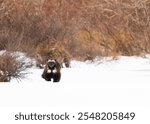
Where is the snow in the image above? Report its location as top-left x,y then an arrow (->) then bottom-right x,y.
0,56 -> 150,107
0,55 -> 150,123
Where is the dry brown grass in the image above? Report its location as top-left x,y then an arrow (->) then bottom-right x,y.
35,41 -> 71,66
0,0 -> 149,61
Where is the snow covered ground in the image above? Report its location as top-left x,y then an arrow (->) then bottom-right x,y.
1,55 -> 150,123
0,55 -> 150,107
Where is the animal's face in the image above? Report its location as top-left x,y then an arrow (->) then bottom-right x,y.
47,59 -> 56,69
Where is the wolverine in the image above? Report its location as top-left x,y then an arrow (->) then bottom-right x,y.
42,59 -> 61,82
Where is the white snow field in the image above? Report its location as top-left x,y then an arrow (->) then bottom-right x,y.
0,55 -> 150,107
1,55 -> 150,124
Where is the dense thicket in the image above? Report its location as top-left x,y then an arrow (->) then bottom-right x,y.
0,0 -> 150,61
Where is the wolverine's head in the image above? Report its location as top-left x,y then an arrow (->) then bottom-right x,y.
47,59 -> 56,69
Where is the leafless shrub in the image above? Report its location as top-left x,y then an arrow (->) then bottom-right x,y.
0,52 -> 30,82
0,0 -> 149,61
35,41 -> 71,67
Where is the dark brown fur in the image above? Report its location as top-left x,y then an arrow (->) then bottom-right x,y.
42,59 -> 61,82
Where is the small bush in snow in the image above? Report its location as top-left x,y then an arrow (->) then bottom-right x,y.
0,53 -> 29,82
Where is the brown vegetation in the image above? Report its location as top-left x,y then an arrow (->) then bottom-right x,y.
0,0 -> 150,62
0,52 -> 29,82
